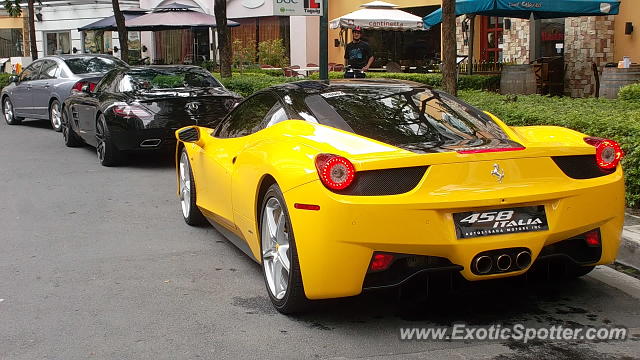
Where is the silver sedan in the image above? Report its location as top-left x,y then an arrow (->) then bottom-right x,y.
1,54 -> 127,131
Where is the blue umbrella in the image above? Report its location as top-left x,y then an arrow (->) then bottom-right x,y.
424,0 -> 620,28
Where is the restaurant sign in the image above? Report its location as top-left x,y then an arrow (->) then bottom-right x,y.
274,0 -> 323,16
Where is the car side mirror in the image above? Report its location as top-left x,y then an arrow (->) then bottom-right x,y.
176,126 -> 204,146
9,75 -> 18,83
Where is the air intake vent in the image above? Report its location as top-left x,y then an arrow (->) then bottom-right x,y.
335,166 -> 428,196
552,155 -> 614,179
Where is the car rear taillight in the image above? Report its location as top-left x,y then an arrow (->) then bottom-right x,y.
584,230 -> 601,247
584,137 -> 623,170
71,81 -> 96,93
315,153 -> 356,190
112,104 -> 153,120
369,253 -> 394,272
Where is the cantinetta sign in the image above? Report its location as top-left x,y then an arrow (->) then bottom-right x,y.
274,0 -> 323,16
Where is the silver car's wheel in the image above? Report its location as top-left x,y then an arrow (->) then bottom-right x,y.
179,151 -> 192,218
50,100 -> 62,132
261,196 -> 291,300
3,97 -> 21,125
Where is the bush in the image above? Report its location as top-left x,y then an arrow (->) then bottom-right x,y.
460,90 -> 640,208
214,73 -> 296,97
619,83 -> 640,101
308,72 -> 500,90
258,39 -> 289,68
0,73 -> 12,89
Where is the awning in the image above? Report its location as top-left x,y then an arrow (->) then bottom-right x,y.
125,2 -> 239,31
330,1 -> 426,31
78,8 -> 148,31
424,0 -> 621,28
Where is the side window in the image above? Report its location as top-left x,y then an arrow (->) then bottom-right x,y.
263,104 -> 288,129
216,93 -> 280,138
19,61 -> 43,82
39,60 -> 59,80
94,70 -> 119,93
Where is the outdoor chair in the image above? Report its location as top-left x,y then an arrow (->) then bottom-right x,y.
260,64 -> 274,68
307,63 -> 318,67
334,64 -> 344,72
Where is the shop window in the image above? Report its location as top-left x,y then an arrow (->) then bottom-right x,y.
128,31 -> 142,62
480,16 -> 503,62
46,31 -> 71,55
83,30 -> 113,54
0,29 -> 23,57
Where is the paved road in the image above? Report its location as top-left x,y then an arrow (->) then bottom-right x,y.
1,119 -> 639,360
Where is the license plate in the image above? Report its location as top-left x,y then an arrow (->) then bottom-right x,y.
453,206 -> 549,239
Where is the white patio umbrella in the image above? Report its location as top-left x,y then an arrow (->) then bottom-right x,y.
329,1 -> 426,31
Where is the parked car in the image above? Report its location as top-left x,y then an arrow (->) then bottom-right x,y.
2,54 -> 128,131
61,65 -> 242,166
175,79 -> 625,314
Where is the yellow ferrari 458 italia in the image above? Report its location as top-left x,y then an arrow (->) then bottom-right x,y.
175,79 -> 624,314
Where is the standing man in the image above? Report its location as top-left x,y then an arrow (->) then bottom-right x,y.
344,26 -> 374,78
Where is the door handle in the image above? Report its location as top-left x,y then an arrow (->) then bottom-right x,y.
43,83 -> 50,88
232,156 -> 237,164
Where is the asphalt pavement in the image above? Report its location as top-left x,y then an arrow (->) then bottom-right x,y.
1,119 -> 639,359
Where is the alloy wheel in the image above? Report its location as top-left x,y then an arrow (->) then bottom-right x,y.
3,99 -> 13,122
261,197 -> 291,300
96,120 -> 106,163
50,102 -> 61,129
178,151 -> 191,218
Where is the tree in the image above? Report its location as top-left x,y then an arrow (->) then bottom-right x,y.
4,0 -> 38,60
214,0 -> 232,78
111,0 -> 129,64
441,0 -> 457,96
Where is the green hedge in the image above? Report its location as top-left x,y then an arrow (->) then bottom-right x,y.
215,73 -> 297,97
460,90 -> 640,208
619,83 -> 640,101
0,73 -> 12,89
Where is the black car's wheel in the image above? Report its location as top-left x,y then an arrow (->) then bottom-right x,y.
178,148 -> 207,226
61,106 -> 83,147
260,184 -> 308,314
49,99 -> 62,132
3,97 -> 23,125
95,114 -> 121,167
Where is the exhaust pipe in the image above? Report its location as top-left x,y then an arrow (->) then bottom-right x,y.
515,251 -> 532,269
140,139 -> 161,147
496,254 -> 512,271
474,256 -> 492,274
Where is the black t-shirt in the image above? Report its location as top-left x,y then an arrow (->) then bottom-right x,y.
344,41 -> 372,69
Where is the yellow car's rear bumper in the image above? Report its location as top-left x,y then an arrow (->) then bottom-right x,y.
284,171 -> 625,300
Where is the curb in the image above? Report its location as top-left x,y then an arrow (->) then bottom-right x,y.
618,228 -> 640,271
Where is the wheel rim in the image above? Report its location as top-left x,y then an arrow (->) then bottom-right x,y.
4,99 -> 13,121
261,197 -> 291,300
178,151 -> 191,218
61,111 -> 69,141
51,102 -> 61,129
96,119 -> 106,162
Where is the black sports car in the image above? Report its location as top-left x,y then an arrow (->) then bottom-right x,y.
61,65 -> 241,166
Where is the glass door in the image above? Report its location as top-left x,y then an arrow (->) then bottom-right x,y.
480,16 -> 503,62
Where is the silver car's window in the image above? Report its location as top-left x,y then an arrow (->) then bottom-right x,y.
39,60 -> 58,80
19,61 -> 43,82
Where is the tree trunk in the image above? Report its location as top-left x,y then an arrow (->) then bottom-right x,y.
467,15 -> 475,75
441,0 -> 457,96
27,0 -> 37,60
214,0 -> 232,78
112,0 -> 129,64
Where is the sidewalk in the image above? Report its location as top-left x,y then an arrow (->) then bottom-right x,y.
619,212 -> 640,271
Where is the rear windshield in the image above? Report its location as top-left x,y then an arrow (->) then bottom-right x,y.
64,56 -> 127,74
300,87 -> 508,148
118,68 -> 222,92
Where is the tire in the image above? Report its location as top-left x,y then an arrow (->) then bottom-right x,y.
95,114 -> 121,167
260,184 -> 309,314
49,99 -> 62,132
568,265 -> 595,278
3,97 -> 23,125
178,148 -> 207,226
61,106 -> 83,147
